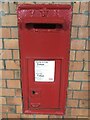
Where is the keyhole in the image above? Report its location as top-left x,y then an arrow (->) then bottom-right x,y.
32,90 -> 35,94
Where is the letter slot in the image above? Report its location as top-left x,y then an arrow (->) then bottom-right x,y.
26,23 -> 63,30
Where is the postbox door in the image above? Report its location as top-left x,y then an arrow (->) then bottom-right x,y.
27,59 -> 61,109
22,20 -> 69,110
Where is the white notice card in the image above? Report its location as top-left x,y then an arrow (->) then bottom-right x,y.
35,61 -> 55,82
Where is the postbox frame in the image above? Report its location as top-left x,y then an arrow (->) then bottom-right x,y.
17,4 -> 72,115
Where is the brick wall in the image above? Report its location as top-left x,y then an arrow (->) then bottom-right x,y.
0,1 -> 89,119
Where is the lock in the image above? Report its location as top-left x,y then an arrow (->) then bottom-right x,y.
30,89 -> 41,97
32,90 -> 35,94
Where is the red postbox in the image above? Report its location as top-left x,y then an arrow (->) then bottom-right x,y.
17,4 -> 72,115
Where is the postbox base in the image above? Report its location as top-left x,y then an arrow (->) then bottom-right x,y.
24,109 -> 65,115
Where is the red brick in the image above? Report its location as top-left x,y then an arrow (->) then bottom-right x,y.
15,89 -> 21,96
49,115 -> 62,118
1,113 -> 7,118
79,100 -> 88,108
7,97 -> 22,105
6,60 -> 20,69
84,62 -> 89,71
2,88 -> 15,96
21,114 -> 34,118
0,60 -> 4,69
73,91 -> 88,99
1,2 -> 9,13
0,50 -> 12,59
73,2 -> 80,13
80,2 -> 88,13
68,81 -> 81,90
8,114 -> 20,118
77,116 -> 89,118
86,40 -> 90,50
88,15 -> 90,26
0,88 -> 2,96
14,71 -> 20,79
0,40 -> 2,49
13,50 -> 20,59
64,115 -> 77,118
78,28 -> 88,38
71,108 -> 89,116
81,82 -> 90,90
16,105 -> 22,113
76,51 -> 84,61
0,28 -> 11,38
2,15 -> 17,26
71,27 -> 78,38
9,2 -> 17,14
67,99 -> 78,107
74,72 -> 88,81
36,115 -> 48,118
1,70 -> 14,79
0,97 -> 6,104
68,72 -> 74,80
0,105 -> 1,112
2,105 -> 15,113
0,80 -> 6,88
72,14 -> 88,26
67,91 -> 73,99
71,40 -> 86,50
76,51 -> 88,61
11,28 -> 18,38
65,108 -> 72,116
4,39 -> 19,49
7,80 -> 21,88
69,61 -> 83,71
70,51 -> 75,60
